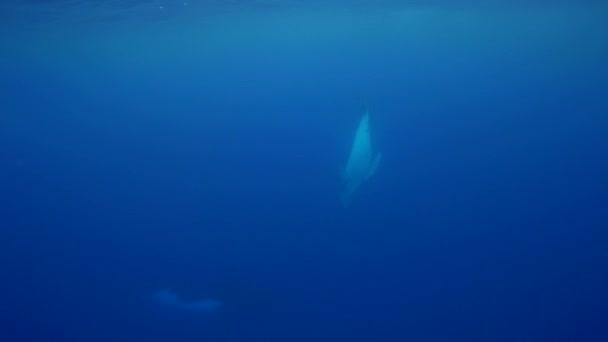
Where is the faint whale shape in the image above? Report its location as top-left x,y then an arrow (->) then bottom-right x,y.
153,289 -> 222,313
341,108 -> 381,207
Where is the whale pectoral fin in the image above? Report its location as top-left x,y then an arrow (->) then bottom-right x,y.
340,189 -> 352,208
367,153 -> 382,179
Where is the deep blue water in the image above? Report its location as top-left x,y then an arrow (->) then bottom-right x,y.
1,1 -> 608,341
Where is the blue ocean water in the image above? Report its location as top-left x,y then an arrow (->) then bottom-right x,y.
1,1 -> 607,341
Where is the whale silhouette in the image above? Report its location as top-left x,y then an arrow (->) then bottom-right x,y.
153,289 -> 222,314
340,108 -> 381,207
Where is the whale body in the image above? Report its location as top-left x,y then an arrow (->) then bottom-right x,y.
341,109 -> 381,206
153,289 -> 222,314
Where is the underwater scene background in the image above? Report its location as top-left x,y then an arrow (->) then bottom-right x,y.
1,1 -> 607,341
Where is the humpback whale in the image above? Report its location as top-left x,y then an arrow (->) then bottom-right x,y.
341,108 -> 382,207
153,289 -> 223,314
